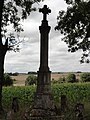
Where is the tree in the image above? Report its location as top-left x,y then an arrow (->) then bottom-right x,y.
0,0 -> 44,112
80,72 -> 90,82
25,75 -> 37,85
66,73 -> 77,83
3,73 -> 13,86
55,0 -> 90,63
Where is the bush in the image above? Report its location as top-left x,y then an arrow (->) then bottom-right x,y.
58,77 -> 66,83
66,73 -> 77,83
51,79 -> 58,84
51,77 -> 66,84
25,75 -> 37,85
3,73 -> 13,86
12,72 -> 19,76
80,73 -> 90,82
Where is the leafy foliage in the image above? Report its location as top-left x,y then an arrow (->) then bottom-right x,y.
25,75 -> 37,86
2,84 -> 90,119
2,0 -> 43,35
2,86 -> 36,109
1,0 -> 44,50
52,83 -> 90,107
66,73 -> 77,83
55,0 -> 90,63
80,72 -> 90,82
58,77 -> 66,83
2,83 -> 90,108
3,73 -> 13,86
52,77 -> 66,84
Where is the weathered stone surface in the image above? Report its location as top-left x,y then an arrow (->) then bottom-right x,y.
30,5 -> 60,119
30,92 -> 56,117
29,116 -> 64,120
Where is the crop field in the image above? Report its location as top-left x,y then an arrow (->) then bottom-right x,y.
2,83 -> 90,119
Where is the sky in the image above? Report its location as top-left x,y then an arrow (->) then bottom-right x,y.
4,0 -> 90,73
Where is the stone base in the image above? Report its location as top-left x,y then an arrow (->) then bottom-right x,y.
30,92 -> 56,117
29,116 -> 64,120
29,67 -> 60,119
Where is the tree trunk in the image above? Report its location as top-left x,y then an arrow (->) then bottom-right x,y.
0,0 -> 4,45
0,45 -> 7,113
0,40 -> 8,114
0,56 -> 4,112
0,0 -> 6,113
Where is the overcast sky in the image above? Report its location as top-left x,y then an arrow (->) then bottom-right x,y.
4,0 -> 90,73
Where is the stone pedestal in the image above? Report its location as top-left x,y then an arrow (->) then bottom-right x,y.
30,92 -> 56,117
37,70 -> 51,93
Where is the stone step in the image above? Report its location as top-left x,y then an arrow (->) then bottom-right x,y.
29,115 -> 64,120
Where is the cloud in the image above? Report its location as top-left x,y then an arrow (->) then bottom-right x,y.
4,0 -> 90,73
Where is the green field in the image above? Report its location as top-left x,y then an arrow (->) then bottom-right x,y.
2,83 -> 90,119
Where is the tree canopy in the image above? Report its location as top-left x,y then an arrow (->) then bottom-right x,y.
55,0 -> 90,63
0,0 -> 44,49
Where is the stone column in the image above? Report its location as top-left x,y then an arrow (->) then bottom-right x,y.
30,5 -> 56,118
37,20 -> 51,94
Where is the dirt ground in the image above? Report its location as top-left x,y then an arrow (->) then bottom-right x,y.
11,72 -> 81,86
11,74 -> 28,86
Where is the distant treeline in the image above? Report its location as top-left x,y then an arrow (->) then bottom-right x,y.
6,71 -> 90,76
7,72 -> 19,76
7,72 -> 37,76
28,72 -> 37,74
52,71 -> 82,74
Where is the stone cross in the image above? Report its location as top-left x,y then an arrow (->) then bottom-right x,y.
30,5 -> 57,118
39,5 -> 51,21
